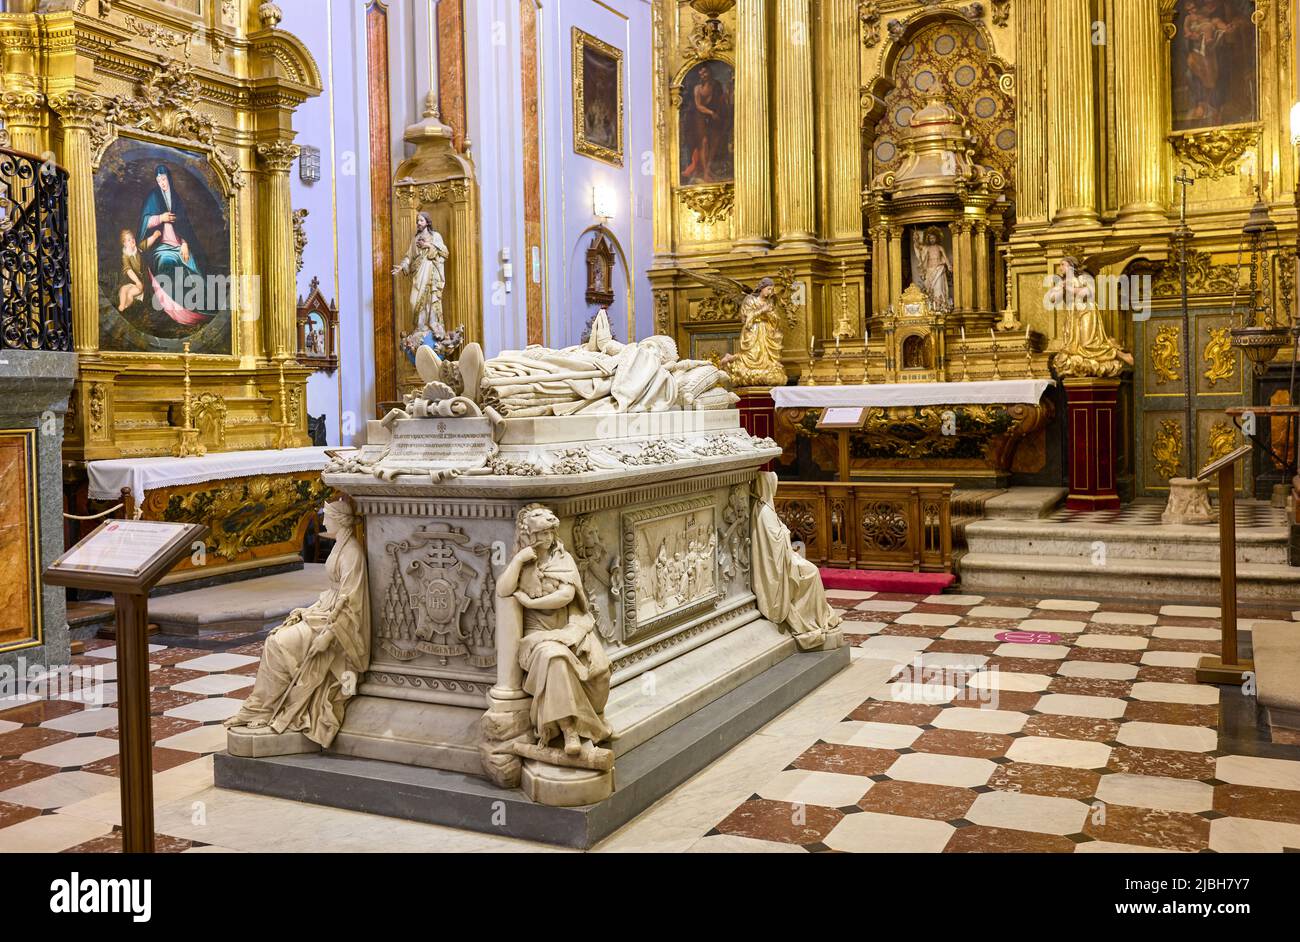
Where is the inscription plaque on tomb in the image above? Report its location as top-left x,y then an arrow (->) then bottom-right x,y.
380,418 -> 493,471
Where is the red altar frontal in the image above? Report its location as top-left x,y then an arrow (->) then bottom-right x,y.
1063,377 -> 1121,510
737,387 -> 776,469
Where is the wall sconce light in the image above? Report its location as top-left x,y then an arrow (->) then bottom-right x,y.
299,145 -> 321,184
593,183 -> 617,222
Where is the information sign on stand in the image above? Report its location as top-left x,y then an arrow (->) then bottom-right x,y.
44,520 -> 208,853
1194,445 -> 1254,686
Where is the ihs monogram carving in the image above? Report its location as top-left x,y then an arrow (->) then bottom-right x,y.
379,524 -> 496,668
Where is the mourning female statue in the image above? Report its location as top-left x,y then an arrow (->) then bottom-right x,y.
393,211 -> 449,340
497,504 -> 612,760
225,500 -> 370,751
750,472 -> 842,652
1047,253 -> 1136,379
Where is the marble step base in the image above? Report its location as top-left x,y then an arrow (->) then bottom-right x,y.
214,644 -> 849,848
146,565 -> 329,635
959,553 -> 1300,603
965,519 -> 1289,564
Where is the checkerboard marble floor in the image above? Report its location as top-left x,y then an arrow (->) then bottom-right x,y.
2,591 -> 1299,853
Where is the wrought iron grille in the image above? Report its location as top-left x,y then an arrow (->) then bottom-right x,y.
0,147 -> 72,352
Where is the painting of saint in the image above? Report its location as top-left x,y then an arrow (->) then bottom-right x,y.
679,60 -> 734,186
573,29 -> 624,166
95,138 -> 232,355
1171,0 -> 1257,131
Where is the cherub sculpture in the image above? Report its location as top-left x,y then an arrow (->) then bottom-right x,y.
681,269 -> 790,388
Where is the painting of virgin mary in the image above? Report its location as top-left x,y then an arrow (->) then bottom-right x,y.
95,138 -> 232,355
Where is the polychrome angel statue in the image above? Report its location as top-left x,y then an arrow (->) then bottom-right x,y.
1047,248 -> 1138,379
681,269 -> 789,388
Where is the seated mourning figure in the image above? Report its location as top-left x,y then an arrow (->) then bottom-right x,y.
225,499 -> 370,754
479,309 -> 737,416
497,504 -> 613,763
750,472 -> 843,652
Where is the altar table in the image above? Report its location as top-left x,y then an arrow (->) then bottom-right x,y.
771,379 -> 1055,410
86,447 -> 334,584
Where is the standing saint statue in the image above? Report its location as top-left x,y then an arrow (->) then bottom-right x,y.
911,227 -> 952,313
680,270 -> 789,389
497,504 -> 613,760
393,211 -> 449,341
1047,253 -> 1136,379
225,499 -> 370,750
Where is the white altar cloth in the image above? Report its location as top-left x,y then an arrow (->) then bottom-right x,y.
88,447 -> 333,505
770,379 -> 1055,410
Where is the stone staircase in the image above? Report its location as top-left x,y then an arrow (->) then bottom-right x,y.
958,493 -> 1300,604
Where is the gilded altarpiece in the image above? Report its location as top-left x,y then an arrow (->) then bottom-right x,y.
0,1 -> 323,463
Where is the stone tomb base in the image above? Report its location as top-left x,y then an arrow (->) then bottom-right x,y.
214,645 -> 846,847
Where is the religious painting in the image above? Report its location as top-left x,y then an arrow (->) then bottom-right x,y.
1170,0 -> 1257,131
94,137 -> 233,356
622,499 -> 720,642
573,28 -> 624,166
0,429 -> 39,653
296,276 -> 339,374
678,59 -> 735,186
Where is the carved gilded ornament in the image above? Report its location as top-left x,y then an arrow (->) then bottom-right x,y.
396,180 -> 471,205
1203,327 -> 1236,387
1208,422 -> 1237,463
678,182 -> 734,225
1152,419 -> 1184,481
1158,0 -> 1179,39
654,291 -> 671,334
0,90 -> 46,126
125,15 -> 195,52
682,11 -> 733,62
1151,244 -> 1242,298
255,139 -> 300,172
1168,125 -> 1261,179
86,60 -> 245,187
88,383 -> 106,440
291,208 -> 308,274
991,0 -> 1011,28
860,1 -> 882,47
158,474 -> 332,562
1150,324 -> 1182,383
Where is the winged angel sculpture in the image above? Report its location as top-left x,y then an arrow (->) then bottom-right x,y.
680,269 -> 793,388
1046,246 -> 1138,379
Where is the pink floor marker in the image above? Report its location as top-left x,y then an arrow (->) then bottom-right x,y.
995,631 -> 1062,645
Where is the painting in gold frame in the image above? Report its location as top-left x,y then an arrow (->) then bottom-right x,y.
573,28 -> 624,167
0,429 -> 41,653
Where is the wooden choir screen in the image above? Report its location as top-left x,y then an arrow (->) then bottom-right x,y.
774,483 -> 954,573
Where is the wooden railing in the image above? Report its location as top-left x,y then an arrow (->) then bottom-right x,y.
775,482 -> 954,573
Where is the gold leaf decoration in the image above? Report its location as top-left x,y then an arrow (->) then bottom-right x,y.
1152,419 -> 1184,481
1207,422 -> 1237,463
677,183 -> 735,225
1150,324 -> 1182,383
1168,124 -> 1260,179
1202,326 -> 1235,387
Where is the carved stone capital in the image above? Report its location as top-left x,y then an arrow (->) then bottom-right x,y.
256,139 -> 300,172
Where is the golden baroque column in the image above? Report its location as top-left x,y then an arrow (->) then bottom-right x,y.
1112,0 -> 1167,224
821,0 -> 860,244
49,91 -> 103,355
734,0 -> 772,250
773,0 -> 816,246
1014,0 -> 1049,225
1047,0 -> 1099,226
255,140 -> 300,362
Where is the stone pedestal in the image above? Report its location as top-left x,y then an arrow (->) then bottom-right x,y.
0,350 -> 77,673
1162,477 -> 1216,526
1063,377 -> 1121,510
